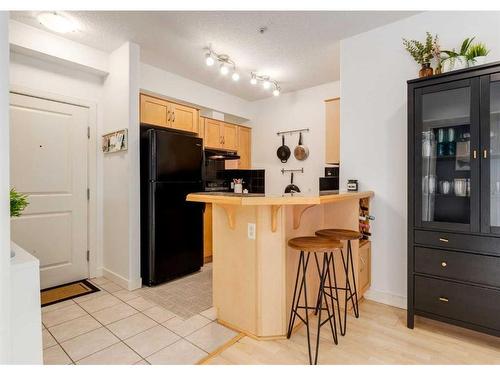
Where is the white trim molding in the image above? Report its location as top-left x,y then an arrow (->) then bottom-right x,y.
102,267 -> 142,291
363,288 -> 407,310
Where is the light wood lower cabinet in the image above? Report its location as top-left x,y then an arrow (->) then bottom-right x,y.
140,93 -> 199,133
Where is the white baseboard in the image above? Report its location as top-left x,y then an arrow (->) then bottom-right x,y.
102,268 -> 142,291
364,288 -> 407,310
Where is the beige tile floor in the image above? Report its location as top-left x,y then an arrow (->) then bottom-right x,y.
42,271 -> 237,365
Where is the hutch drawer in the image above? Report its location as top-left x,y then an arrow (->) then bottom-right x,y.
414,246 -> 500,288
414,275 -> 500,332
414,230 -> 500,256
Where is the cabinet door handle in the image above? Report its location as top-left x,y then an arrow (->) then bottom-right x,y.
484,149 -> 488,159
439,238 -> 449,243
441,261 -> 447,268
172,112 -> 176,122
167,111 -> 171,122
439,297 -> 449,303
219,136 -> 223,144
473,150 -> 477,159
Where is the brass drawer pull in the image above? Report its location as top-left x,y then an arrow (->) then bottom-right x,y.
439,297 -> 449,303
439,238 -> 449,243
441,261 -> 447,267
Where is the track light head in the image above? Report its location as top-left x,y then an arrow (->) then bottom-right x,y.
220,64 -> 229,75
205,53 -> 215,66
263,80 -> 271,90
232,71 -> 240,81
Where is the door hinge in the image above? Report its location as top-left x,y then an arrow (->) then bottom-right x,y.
86,250 -> 90,262
87,188 -> 90,200
87,126 -> 90,139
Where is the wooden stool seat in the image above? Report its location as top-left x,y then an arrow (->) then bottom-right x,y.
315,229 -> 362,241
288,236 -> 342,252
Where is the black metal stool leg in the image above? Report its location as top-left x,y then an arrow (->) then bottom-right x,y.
324,253 -> 339,345
313,253 -> 322,315
301,253 -> 312,365
326,252 -> 342,340
287,251 -> 304,338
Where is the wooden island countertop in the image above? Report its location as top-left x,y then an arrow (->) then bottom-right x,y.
187,190 -> 374,206
187,190 -> 374,339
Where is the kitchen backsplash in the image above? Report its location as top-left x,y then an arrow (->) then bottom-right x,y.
221,169 -> 265,193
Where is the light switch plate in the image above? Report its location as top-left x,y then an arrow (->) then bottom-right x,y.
248,223 -> 256,240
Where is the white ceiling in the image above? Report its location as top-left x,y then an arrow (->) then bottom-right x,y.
11,11 -> 417,101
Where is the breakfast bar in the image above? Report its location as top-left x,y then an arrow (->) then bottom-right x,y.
187,191 -> 374,339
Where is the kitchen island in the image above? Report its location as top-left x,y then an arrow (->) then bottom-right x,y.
187,191 -> 374,339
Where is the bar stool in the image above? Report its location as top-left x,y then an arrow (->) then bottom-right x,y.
315,229 -> 362,336
286,236 -> 343,365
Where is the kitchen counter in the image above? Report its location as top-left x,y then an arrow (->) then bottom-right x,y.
187,190 -> 373,206
187,190 -> 374,339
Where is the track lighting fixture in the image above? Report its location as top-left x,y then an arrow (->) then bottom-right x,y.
204,46 -> 281,97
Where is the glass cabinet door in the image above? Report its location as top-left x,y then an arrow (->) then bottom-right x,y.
415,79 -> 480,231
481,75 -> 500,234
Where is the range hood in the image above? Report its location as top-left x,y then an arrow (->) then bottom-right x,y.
205,150 -> 240,160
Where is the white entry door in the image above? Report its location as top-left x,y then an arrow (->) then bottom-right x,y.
10,93 -> 89,289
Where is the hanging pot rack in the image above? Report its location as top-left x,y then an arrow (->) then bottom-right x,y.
281,168 -> 304,174
276,128 -> 310,136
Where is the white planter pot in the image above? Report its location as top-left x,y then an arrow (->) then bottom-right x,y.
442,56 -> 468,72
469,56 -> 487,67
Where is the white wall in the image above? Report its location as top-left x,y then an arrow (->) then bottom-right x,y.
0,11 -> 11,364
340,11 -> 500,308
141,63 -> 252,121
250,81 -> 340,195
102,42 -> 141,290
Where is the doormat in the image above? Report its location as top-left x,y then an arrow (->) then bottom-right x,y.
41,280 -> 100,307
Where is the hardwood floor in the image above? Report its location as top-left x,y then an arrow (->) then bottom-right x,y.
204,300 -> 500,365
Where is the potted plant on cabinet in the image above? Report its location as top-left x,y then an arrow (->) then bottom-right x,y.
441,37 -> 489,71
466,42 -> 489,67
403,32 -> 437,78
10,188 -> 28,258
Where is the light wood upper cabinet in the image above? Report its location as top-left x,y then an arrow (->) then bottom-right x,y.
222,123 -> 238,151
325,98 -> 340,165
237,127 -> 252,169
171,102 -> 199,133
140,93 -> 199,133
202,118 -> 240,152
140,94 -> 169,128
204,118 -> 223,149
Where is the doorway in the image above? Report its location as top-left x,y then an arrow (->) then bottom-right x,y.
10,92 -> 90,289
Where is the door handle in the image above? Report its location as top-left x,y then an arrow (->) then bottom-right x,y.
439,297 -> 449,303
172,112 -> 176,122
484,149 -> 488,159
439,238 -> 449,243
441,261 -> 447,268
473,150 -> 477,159
167,111 -> 171,122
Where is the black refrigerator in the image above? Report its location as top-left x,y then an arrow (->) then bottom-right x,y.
140,126 -> 204,286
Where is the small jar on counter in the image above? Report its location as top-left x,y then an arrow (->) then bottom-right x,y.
347,179 -> 358,192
